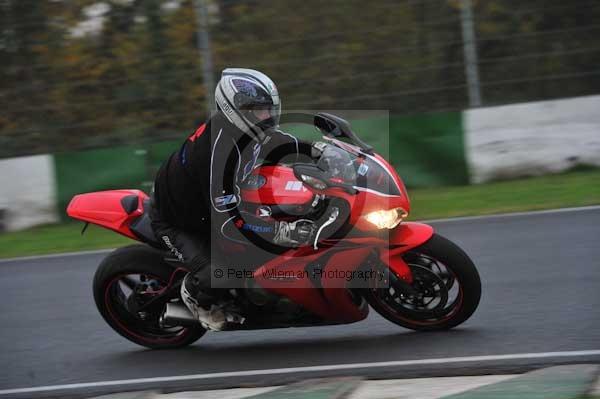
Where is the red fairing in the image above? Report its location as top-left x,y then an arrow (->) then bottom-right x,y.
252,223 -> 434,320
389,222 -> 434,248
241,166 -> 314,205
253,244 -> 372,323
381,222 -> 435,283
66,190 -> 148,239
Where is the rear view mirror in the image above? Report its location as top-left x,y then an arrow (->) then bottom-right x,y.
293,164 -> 328,190
313,113 -> 374,154
314,113 -> 349,137
293,163 -> 357,194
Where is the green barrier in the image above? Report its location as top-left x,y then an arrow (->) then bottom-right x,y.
54,146 -> 149,220
148,140 -> 180,167
285,111 -> 468,187
388,111 -> 468,187
54,111 -> 468,220
147,139 -> 180,180
54,140 -> 184,221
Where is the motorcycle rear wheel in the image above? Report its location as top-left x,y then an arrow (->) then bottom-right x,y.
366,233 -> 481,331
93,245 -> 206,349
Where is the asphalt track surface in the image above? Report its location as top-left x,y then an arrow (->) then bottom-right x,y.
1,208 -> 599,398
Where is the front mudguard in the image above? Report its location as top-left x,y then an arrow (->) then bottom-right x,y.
379,222 -> 435,283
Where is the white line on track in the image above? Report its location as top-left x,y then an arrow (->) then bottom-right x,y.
0,248 -> 115,264
1,205 -> 599,264
1,350 -> 599,396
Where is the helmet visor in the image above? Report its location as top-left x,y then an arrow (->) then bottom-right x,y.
231,78 -> 281,131
241,104 -> 281,131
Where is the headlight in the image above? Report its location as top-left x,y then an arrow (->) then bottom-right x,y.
364,208 -> 408,229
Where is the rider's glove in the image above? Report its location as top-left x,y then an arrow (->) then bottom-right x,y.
273,219 -> 316,247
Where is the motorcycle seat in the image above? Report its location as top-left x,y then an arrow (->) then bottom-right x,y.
129,199 -> 163,249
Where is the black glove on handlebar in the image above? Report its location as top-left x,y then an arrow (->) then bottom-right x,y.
274,220 -> 316,247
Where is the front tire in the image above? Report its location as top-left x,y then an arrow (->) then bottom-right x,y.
366,233 -> 481,331
93,245 -> 206,349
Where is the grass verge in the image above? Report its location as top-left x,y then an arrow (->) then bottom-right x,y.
1,170 -> 599,259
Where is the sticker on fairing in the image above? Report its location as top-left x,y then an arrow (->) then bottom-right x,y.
214,194 -> 238,207
358,163 -> 369,176
285,181 -> 306,191
242,223 -> 273,233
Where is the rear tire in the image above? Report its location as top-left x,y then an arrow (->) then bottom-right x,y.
366,233 -> 481,331
93,245 -> 206,349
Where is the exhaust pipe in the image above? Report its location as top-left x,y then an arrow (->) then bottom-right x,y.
159,302 -> 198,327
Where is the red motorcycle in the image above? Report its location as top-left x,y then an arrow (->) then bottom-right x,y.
67,113 -> 481,349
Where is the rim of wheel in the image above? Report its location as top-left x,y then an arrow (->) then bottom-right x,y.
370,252 -> 464,326
104,273 -> 190,344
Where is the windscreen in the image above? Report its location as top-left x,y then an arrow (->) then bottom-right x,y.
317,145 -> 356,184
317,143 -> 401,196
354,155 -> 401,196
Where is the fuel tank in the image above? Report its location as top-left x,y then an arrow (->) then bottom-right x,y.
240,166 -> 314,216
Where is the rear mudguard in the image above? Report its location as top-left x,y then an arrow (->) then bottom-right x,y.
380,222 -> 435,284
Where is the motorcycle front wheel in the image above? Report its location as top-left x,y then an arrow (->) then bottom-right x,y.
365,233 -> 481,331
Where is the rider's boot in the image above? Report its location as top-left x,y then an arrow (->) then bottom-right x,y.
180,274 -> 227,331
180,261 -> 245,331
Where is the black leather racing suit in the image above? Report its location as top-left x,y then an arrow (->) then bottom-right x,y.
150,111 -> 313,300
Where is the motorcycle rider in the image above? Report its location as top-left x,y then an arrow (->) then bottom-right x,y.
150,68 -> 320,331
